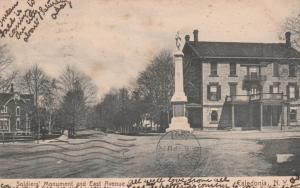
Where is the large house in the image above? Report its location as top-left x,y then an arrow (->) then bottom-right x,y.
183,30 -> 300,130
0,84 -> 34,135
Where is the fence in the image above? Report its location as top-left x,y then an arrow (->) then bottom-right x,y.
1,132 -> 33,143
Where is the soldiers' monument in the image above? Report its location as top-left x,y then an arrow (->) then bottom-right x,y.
166,32 -> 193,132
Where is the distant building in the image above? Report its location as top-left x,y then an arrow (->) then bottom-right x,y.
183,30 -> 300,130
0,84 -> 34,135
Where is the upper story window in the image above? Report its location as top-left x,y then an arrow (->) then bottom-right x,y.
210,63 -> 218,76
1,106 -> 7,113
16,106 -> 20,116
270,82 -> 280,93
229,83 -> 237,96
229,63 -> 237,76
273,63 -> 279,77
289,64 -> 296,77
249,67 -> 258,78
207,83 -> 221,101
287,83 -> 298,99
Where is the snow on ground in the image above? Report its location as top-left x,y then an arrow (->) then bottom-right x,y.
0,130 -> 299,178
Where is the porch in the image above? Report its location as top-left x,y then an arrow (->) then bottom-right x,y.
225,93 -> 289,130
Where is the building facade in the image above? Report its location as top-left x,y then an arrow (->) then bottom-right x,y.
0,84 -> 34,135
183,30 -> 300,130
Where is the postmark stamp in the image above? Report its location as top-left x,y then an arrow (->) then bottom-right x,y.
156,130 -> 202,176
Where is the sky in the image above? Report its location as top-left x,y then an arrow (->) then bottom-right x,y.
0,0 -> 300,99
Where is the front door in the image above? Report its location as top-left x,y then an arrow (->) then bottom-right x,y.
249,85 -> 260,99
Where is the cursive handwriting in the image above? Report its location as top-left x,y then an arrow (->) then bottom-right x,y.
0,0 -> 72,42
127,177 -> 230,188
290,173 -> 300,184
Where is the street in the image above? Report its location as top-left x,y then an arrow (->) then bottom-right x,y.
0,130 -> 299,178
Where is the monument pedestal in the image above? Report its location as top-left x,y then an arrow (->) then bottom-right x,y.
166,117 -> 193,132
166,46 -> 193,132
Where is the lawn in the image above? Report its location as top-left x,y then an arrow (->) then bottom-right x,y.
0,130 -> 299,178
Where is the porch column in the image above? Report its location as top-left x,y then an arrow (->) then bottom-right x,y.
281,104 -> 286,130
260,103 -> 263,131
249,104 -> 253,127
287,104 -> 290,128
231,104 -> 235,129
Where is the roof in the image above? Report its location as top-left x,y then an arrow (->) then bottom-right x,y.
0,92 -> 34,106
184,41 -> 300,59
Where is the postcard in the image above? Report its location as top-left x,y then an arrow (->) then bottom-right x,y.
0,0 -> 300,187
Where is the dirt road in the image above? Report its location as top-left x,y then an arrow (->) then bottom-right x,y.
0,130 -> 299,178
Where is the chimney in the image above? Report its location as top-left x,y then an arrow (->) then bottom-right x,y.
193,29 -> 199,45
285,31 -> 291,47
185,35 -> 190,42
10,83 -> 14,93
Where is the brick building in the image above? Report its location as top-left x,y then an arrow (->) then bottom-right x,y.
0,84 -> 34,134
183,30 -> 300,130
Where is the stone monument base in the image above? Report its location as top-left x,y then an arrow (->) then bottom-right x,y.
166,117 -> 193,132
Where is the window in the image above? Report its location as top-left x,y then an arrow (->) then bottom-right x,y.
0,119 -> 8,130
210,63 -> 218,76
207,84 -> 221,101
1,106 -> 7,113
249,67 -> 258,79
211,110 -> 218,122
273,85 -> 279,93
290,86 -> 295,99
270,83 -> 280,93
273,63 -> 279,77
16,119 -> 20,130
290,108 -> 297,122
229,83 -> 237,96
229,63 -> 237,76
287,84 -> 298,99
16,106 -> 20,116
289,64 -> 296,77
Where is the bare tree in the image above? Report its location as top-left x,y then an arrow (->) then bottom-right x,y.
18,64 -> 53,142
40,79 -> 59,134
20,64 -> 52,106
0,44 -> 15,91
283,15 -> 300,49
58,65 -> 97,105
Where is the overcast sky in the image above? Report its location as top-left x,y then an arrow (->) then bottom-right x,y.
1,0 -> 300,98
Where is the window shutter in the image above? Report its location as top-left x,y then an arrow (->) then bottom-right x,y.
207,85 -> 210,100
296,85 -> 299,99
217,85 -> 221,100
287,85 -> 290,99
269,85 -> 273,93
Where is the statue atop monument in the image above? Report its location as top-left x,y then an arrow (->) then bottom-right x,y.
175,31 -> 182,51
